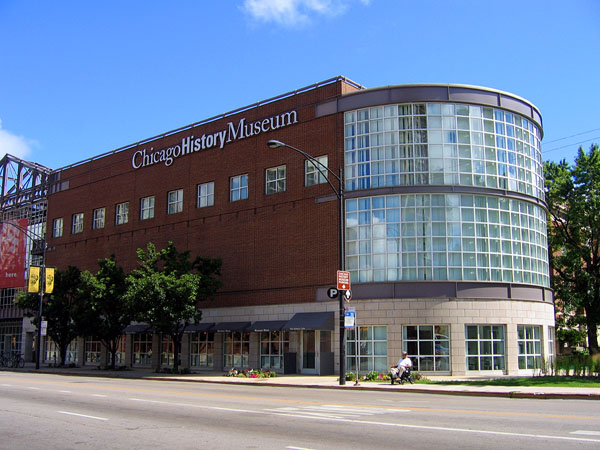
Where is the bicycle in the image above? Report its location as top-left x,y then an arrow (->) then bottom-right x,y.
10,353 -> 25,369
0,352 -> 9,368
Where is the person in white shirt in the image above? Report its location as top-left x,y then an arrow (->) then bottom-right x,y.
390,352 -> 413,384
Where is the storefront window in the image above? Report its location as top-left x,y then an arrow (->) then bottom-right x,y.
223,332 -> 250,368
160,335 -> 176,367
132,333 -> 152,366
190,332 -> 214,368
105,334 -> 126,366
518,325 -> 542,370
259,331 -> 289,370
346,325 -> 387,372
465,325 -> 505,371
84,337 -> 102,364
403,325 -> 450,372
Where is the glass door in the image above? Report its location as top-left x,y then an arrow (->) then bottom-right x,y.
301,330 -> 317,374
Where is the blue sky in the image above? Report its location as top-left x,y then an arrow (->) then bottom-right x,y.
1,0 -> 598,169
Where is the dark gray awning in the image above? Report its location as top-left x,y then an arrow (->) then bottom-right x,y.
213,321 -> 251,333
124,324 -> 152,334
250,320 -> 288,332
283,312 -> 335,331
184,323 -> 215,333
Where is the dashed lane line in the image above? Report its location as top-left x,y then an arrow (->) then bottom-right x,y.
57,411 -> 108,421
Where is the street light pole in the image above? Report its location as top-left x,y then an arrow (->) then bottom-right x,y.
266,139 -> 347,385
0,220 -> 46,369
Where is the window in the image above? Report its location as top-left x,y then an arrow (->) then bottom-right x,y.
105,334 -> 126,366
65,339 -> 78,364
52,218 -> 63,238
115,202 -> 129,225
44,339 -> 78,365
403,325 -> 450,372
305,155 -> 328,186
547,326 -> 556,369
265,165 -> 286,195
197,182 -> 214,208
132,333 -> 152,366
92,208 -> 105,230
44,339 -> 59,364
346,326 -> 388,372
260,331 -> 289,370
518,325 -> 542,370
72,213 -> 84,234
140,196 -> 155,220
223,331 -> 250,368
465,325 -> 505,371
160,335 -> 177,367
0,320 -> 22,354
84,337 -> 102,364
190,332 -> 214,368
230,174 -> 248,202
167,189 -> 183,214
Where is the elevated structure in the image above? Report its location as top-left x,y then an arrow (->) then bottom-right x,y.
0,154 -> 52,359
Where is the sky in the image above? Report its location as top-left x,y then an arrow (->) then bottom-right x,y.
1,0 -> 599,170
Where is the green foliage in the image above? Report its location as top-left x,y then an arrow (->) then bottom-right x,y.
545,144 -> 600,354
78,255 -> 131,368
15,266 -> 83,366
225,368 -> 278,378
124,241 -> 222,372
554,354 -> 600,377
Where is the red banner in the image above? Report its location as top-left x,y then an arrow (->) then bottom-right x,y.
0,218 -> 29,289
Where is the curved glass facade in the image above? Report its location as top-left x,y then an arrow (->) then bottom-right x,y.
343,99 -> 548,288
345,193 -> 549,287
344,103 -> 544,201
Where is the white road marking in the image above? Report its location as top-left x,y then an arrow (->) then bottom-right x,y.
27,387 -> 41,390
265,404 -> 409,419
128,397 -> 262,414
571,430 -> 600,436
124,397 -> 600,444
286,447 -> 317,450
91,394 -> 107,398
1,384 -> 11,387
58,390 -> 71,393
57,411 -> 108,421
265,410 -> 600,444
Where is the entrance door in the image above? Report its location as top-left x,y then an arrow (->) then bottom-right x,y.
301,330 -> 318,374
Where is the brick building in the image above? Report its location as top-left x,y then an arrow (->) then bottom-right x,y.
34,77 -> 555,375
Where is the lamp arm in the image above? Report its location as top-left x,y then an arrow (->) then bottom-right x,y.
278,144 -> 343,199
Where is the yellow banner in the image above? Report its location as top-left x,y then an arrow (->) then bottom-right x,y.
45,267 -> 55,294
28,266 -> 40,293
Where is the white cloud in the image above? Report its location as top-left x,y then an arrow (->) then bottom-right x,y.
242,0 -> 369,26
0,119 -> 35,160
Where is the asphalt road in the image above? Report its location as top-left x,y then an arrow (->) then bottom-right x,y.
1,372 -> 599,450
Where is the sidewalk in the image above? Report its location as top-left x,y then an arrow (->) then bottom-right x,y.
6,364 -> 600,400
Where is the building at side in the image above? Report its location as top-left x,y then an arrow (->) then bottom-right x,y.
40,77 -> 554,376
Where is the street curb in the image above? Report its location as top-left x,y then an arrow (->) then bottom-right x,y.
152,377 -> 600,400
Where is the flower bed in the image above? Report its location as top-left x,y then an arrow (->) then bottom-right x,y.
225,368 -> 278,378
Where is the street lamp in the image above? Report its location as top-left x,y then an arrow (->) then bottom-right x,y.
266,139 -> 347,385
0,220 -> 47,369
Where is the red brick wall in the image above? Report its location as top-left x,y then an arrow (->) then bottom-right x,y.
46,80 -> 354,307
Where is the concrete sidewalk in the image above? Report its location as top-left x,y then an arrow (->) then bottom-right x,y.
5,364 -> 600,400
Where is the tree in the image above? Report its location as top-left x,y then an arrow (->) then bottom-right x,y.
15,266 -> 83,366
124,242 -> 222,372
78,256 -> 132,368
545,144 -> 600,354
